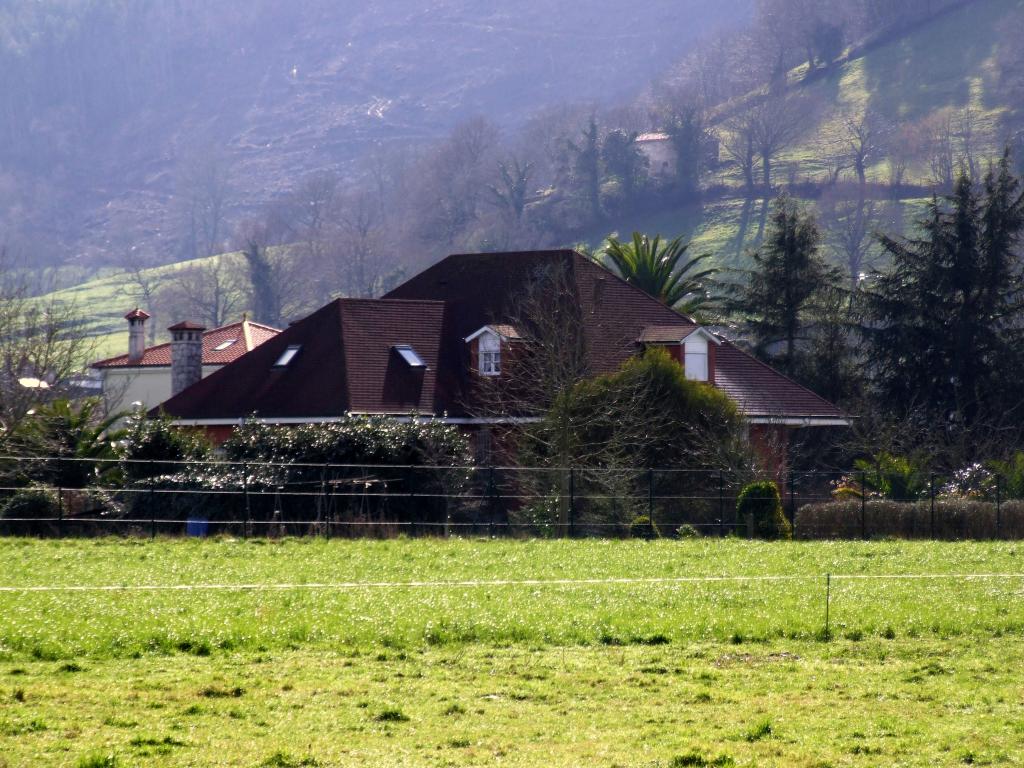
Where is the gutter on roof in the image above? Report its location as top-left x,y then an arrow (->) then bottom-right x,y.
168,415 -> 545,427
746,417 -> 850,427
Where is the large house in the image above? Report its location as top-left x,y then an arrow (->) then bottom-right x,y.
92,311 -> 280,415
156,250 -> 846,462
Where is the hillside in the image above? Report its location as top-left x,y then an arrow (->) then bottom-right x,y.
592,0 -> 1024,267
0,0 -> 749,265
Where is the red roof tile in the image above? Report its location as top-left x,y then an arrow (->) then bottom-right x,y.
92,319 -> 281,369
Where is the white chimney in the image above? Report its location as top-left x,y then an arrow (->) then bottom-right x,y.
169,321 -> 206,395
125,308 -> 150,364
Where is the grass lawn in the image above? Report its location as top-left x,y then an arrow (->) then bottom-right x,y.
1,538 -> 1023,766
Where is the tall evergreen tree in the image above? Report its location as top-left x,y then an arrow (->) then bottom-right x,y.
568,115 -> 602,222
865,154 -> 1024,424
733,194 -> 839,376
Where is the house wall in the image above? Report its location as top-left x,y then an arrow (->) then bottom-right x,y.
747,424 -> 791,478
100,365 -> 222,416
638,139 -> 677,178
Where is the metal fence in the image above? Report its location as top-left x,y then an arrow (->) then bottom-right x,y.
0,456 -> 1020,539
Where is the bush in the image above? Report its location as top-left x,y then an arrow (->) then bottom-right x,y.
736,481 -> 791,540
628,514 -> 660,539
1,487 -> 60,520
120,413 -> 211,481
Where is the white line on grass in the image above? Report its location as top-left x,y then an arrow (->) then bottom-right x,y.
0,573 -> 1022,592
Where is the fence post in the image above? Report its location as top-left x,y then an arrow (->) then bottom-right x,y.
55,456 -> 64,537
929,473 -> 936,539
996,474 -> 1002,540
718,470 -> 725,538
788,472 -> 796,526
568,467 -> 575,538
149,460 -> 156,539
242,461 -> 250,540
647,468 -> 654,520
860,470 -> 867,539
824,573 -> 831,641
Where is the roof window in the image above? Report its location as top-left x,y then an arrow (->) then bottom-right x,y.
394,345 -> 427,369
273,345 -> 302,368
213,339 -> 238,351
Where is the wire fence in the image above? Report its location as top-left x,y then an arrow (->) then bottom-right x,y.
0,455 -> 1021,539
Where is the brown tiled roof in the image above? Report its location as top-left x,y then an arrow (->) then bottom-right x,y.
159,250 -> 845,423
158,299 -> 445,420
92,319 -> 280,369
714,345 -> 843,419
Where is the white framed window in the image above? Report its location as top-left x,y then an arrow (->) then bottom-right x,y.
274,345 -> 302,368
479,332 -> 501,376
394,345 -> 426,369
213,339 -> 238,352
684,337 -> 709,382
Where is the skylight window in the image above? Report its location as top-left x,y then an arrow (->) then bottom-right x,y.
273,345 -> 302,368
394,345 -> 426,369
213,339 -> 238,351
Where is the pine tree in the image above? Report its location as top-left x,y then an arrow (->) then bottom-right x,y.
733,194 -> 839,376
865,153 -> 1024,424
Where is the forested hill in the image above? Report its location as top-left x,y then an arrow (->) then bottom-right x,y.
0,0 -> 748,265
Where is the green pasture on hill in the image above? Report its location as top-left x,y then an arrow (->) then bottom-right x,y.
0,539 -> 1023,766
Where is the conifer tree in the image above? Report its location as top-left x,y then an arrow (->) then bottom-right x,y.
865,153 -> 1024,425
733,194 -> 840,376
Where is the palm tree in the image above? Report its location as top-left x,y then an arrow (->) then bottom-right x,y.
598,232 -> 718,316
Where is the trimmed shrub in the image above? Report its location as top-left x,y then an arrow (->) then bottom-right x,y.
628,514 -> 660,539
795,499 -> 1024,539
736,481 -> 791,540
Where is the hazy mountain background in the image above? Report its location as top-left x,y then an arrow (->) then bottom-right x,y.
0,0 -> 751,266
8,0 -> 1024,363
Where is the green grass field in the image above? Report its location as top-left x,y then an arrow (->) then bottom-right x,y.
1,538 -> 1024,766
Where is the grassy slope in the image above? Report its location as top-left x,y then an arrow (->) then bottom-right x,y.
592,0 -> 1024,266
1,538 -> 1023,766
39,253 -> 247,362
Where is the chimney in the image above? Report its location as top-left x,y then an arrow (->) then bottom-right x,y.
124,308 -> 150,364
168,321 -> 206,395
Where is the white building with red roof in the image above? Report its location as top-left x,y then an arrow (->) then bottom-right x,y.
91,310 -> 279,416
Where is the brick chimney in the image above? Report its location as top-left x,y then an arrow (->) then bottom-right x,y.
168,321 -> 206,395
124,308 -> 150,364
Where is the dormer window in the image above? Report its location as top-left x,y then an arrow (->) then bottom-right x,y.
638,325 -> 719,383
479,332 -> 501,376
465,325 -> 520,378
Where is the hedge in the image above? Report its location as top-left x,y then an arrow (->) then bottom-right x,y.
795,499 -> 1024,540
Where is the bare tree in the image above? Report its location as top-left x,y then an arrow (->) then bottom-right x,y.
843,112 -> 881,187
0,248 -> 96,433
175,147 -> 233,260
156,256 -> 248,328
749,95 -> 810,189
821,191 -> 878,290
925,110 -> 956,190
119,246 -> 165,345
721,115 -> 759,193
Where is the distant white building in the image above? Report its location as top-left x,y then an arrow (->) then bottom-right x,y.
91,309 -> 280,416
635,131 -> 720,180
